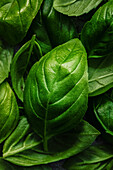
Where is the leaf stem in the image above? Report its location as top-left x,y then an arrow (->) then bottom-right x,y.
43,135 -> 48,152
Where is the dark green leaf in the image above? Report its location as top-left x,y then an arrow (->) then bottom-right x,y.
0,0 -> 43,45
53,0 -> 103,16
0,81 -> 19,144
31,0 -> 78,55
63,144 -> 113,170
3,117 -> 99,166
11,35 -> 42,101
81,0 -> 113,58
88,53 -> 113,96
42,0 -> 78,47
30,11 -> 52,55
0,40 -> 13,84
24,39 -> 88,150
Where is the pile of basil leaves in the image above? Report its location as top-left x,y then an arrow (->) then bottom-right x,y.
1,0 -> 113,169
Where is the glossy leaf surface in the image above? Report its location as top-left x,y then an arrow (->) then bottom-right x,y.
0,81 -> 19,144
24,39 -> 88,146
3,117 -> 99,166
81,0 -> 113,58
11,35 -> 42,101
0,0 -> 43,45
0,41 -> 13,84
88,53 -> 113,96
53,0 -> 103,16
64,144 -> 113,170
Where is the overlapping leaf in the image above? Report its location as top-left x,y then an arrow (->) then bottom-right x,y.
3,117 -> 99,166
81,0 -> 113,58
0,158 -> 52,170
0,0 -> 43,45
88,53 -> 113,96
0,81 -> 19,144
63,144 -> 113,170
11,35 -> 42,101
53,0 -> 103,16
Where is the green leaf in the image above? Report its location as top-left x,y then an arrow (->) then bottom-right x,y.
81,0 -> 113,58
24,39 -> 88,150
0,81 -> 19,144
0,158 -> 52,170
53,0 -> 103,16
0,40 -> 13,84
63,144 -> 113,170
3,117 -> 99,166
88,53 -> 113,96
94,90 -> 113,135
0,0 -> 43,45
31,0 -> 78,55
11,35 -> 42,101
30,11 -> 52,55
42,0 -> 78,48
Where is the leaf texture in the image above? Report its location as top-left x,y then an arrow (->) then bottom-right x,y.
63,144 -> 113,170
3,117 -> 99,166
88,53 -> 113,96
53,0 -> 103,16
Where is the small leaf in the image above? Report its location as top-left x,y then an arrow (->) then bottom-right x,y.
42,0 -> 78,47
0,81 -> 19,144
31,0 -> 78,55
0,0 -> 43,45
0,40 -> 13,84
53,0 -> 103,16
11,35 -> 42,101
81,0 -> 113,58
94,91 -> 113,135
88,54 -> 113,96
3,117 -> 100,166
63,144 -> 113,170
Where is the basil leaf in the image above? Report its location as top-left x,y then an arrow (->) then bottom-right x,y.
31,11 -> 52,55
31,0 -> 78,55
53,0 -> 103,16
24,39 -> 88,151
94,91 -> 113,135
11,35 -> 42,101
81,0 -> 113,58
88,54 -> 113,96
42,0 -> 78,48
0,158 -> 52,170
0,0 -> 43,45
0,41 -> 13,84
3,117 -> 99,166
63,144 -> 113,170
0,81 -> 19,144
